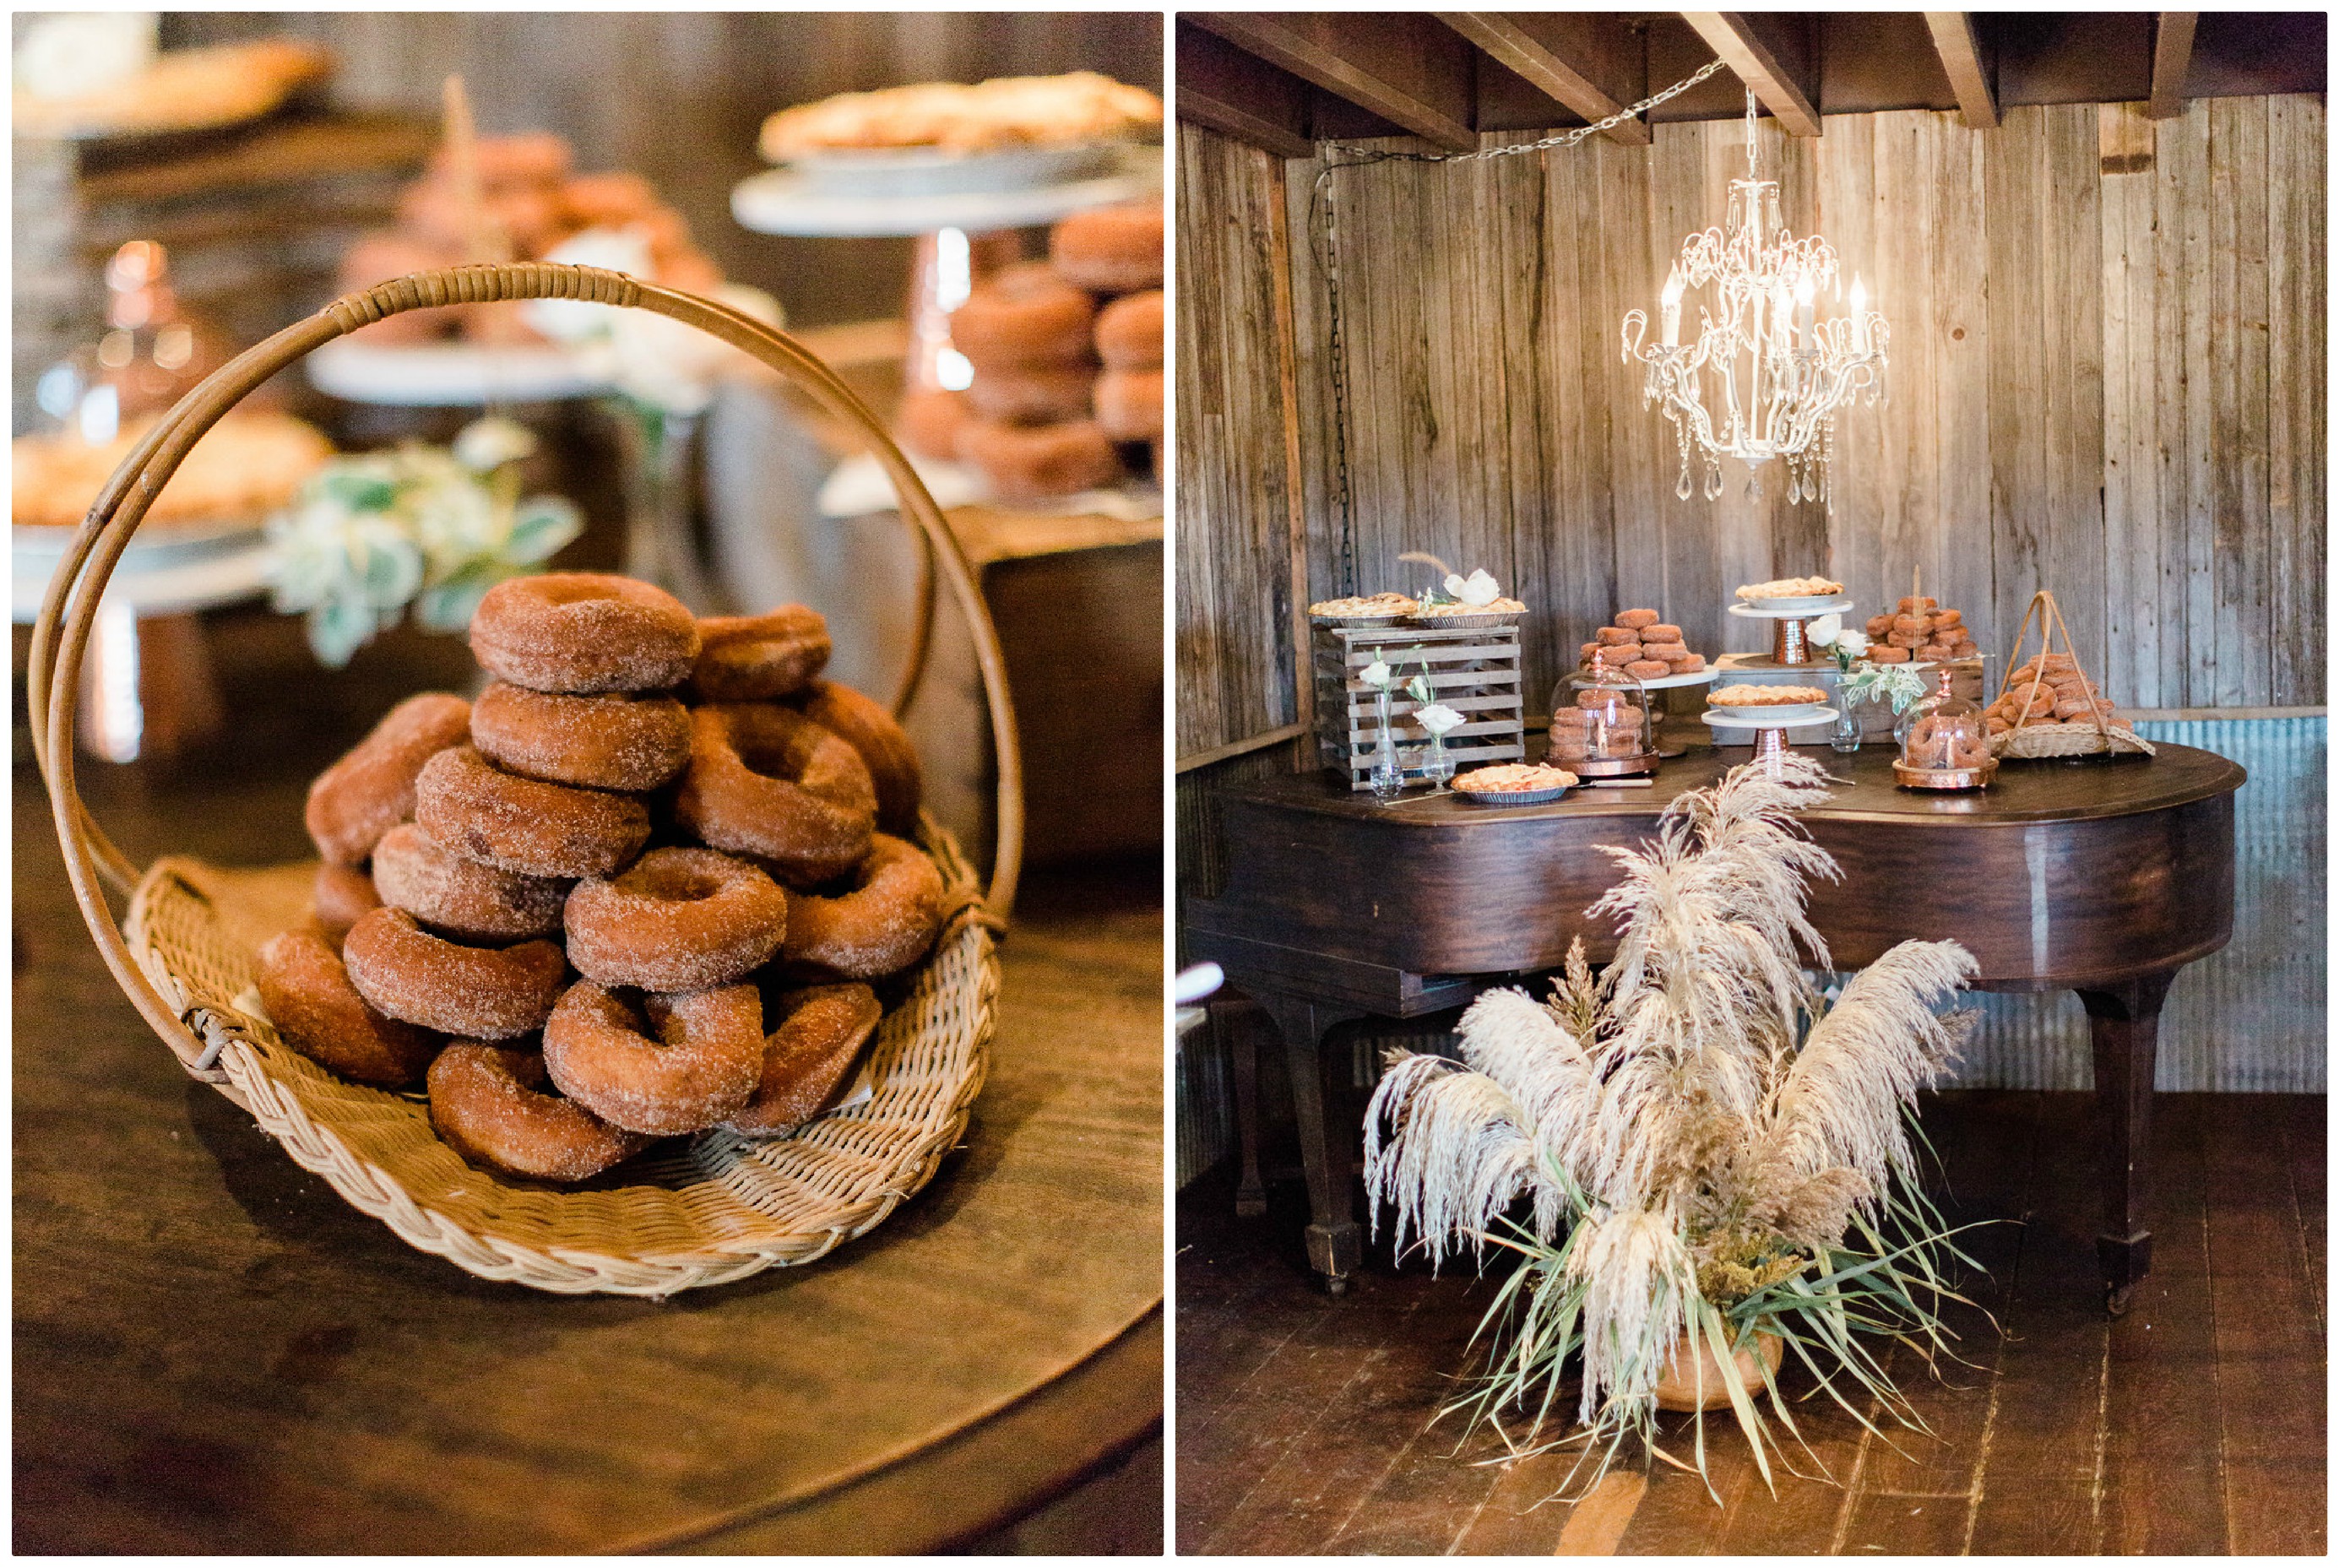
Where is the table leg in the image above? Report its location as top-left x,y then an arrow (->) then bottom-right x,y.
1222,1003 -> 1267,1218
1253,994 -> 1365,1294
2077,969 -> 2177,1317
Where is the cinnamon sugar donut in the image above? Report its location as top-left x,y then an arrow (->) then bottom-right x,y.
256,928 -> 442,1088
949,262 -> 1096,366
469,572 -> 700,694
1094,367 -> 1163,442
304,692 -> 473,865
1050,201 -> 1164,293
1615,609 -> 1661,631
342,907 -> 567,1040
470,681 -> 692,791
897,386 -> 974,462
722,983 -> 882,1137
312,860 -> 383,950
564,847 -> 787,991
426,1043 -> 650,1184
782,833 -> 947,980
541,979 -> 762,1135
958,416 -> 1123,502
372,822 -> 569,941
415,745 -> 650,879
967,361 -> 1100,424
692,605 -> 833,702
1094,289 -> 1164,370
674,704 -> 876,884
793,679 -> 923,838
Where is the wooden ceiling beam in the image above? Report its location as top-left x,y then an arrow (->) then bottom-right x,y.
1924,14 -> 1999,128
1185,13 -> 1478,153
2147,12 -> 2198,120
1680,12 -> 1822,136
1436,13 -> 1649,145
1175,19 -> 1316,159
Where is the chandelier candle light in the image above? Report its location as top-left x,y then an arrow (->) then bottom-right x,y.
1623,91 -> 1888,504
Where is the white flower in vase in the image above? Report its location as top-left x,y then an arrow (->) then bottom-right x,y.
1414,703 -> 1467,737
1361,657 -> 1394,690
1808,612 -> 1844,647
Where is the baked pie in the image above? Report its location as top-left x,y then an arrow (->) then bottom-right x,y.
1734,576 -> 1843,601
13,411 -> 332,533
1456,762 -> 1577,794
1708,684 -> 1830,708
760,72 -> 1162,159
1416,596 -> 1525,617
1309,592 -> 1417,618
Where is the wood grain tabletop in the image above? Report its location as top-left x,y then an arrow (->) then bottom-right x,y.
13,609 -> 1164,1554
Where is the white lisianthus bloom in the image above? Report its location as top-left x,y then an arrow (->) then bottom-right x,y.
1415,703 -> 1467,737
1444,568 -> 1501,606
605,284 -> 787,415
1808,612 -> 1844,647
1835,628 -> 1871,657
451,415 -> 537,474
1362,657 -> 1393,689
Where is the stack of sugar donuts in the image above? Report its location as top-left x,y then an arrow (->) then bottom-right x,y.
1861,596 -> 1978,666
1548,688 -> 1651,764
337,133 -> 724,346
259,572 -> 949,1185
899,198 -> 1164,501
1982,653 -> 2130,739
1578,608 -> 1707,681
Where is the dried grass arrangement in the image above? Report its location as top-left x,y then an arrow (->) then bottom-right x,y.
1364,754 -> 1988,1501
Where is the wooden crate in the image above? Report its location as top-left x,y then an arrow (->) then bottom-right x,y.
1311,623 -> 1524,789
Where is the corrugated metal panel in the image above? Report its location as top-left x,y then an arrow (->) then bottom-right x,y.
1174,718 -> 2325,1184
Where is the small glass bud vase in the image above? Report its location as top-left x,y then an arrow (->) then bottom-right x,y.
1369,687 -> 1405,800
1829,687 -> 1864,753
1892,667 -> 1994,791
1549,665 -> 1658,778
1423,730 -> 1455,788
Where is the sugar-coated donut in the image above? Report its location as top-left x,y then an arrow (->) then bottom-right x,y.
304,692 -> 474,865
1050,201 -> 1164,293
428,130 -> 572,187
967,361 -> 1099,424
560,169 -> 658,225
896,386 -> 974,462
1870,646 -> 1910,665
1640,641 -> 1690,663
1933,609 -> 1964,628
792,679 -> 924,838
469,572 -> 700,694
722,983 -> 882,1137
1594,627 -> 1639,646
1642,624 -> 1684,645
1886,631 -> 1926,649
564,847 -> 787,991
470,681 -> 692,792
1667,654 -> 1706,672
950,262 -> 1096,366
1094,367 -> 1163,441
1892,614 -> 1928,636
782,833 -> 947,980
692,606 -> 833,702
1918,643 -> 1955,662
958,416 -> 1123,502
256,928 -> 442,1088
541,979 -> 762,1136
2054,696 -> 2107,721
1615,609 -> 1661,631
372,822 -> 569,942
1866,615 -> 1894,638
312,860 -> 383,951
427,1042 -> 650,1184
1624,659 -> 1673,680
674,704 -> 876,885
1594,643 -> 1643,666
343,906 -> 567,1040
414,745 -> 649,880
1094,289 -> 1164,370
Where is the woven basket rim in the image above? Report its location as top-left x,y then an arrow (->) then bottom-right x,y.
123,817 -> 998,1296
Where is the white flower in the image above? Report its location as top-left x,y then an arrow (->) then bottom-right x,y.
524,228 -> 654,344
1808,612 -> 1844,646
1834,628 -> 1871,657
1444,568 -> 1501,607
452,415 -> 537,473
1362,657 -> 1393,689
1415,703 -> 1467,737
603,285 -> 786,415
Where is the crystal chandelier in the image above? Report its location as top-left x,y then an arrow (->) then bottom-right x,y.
1621,90 -> 1887,504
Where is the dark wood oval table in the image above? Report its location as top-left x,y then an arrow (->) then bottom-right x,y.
1183,741 -> 2245,1314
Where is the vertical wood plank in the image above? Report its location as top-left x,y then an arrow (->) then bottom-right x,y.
1928,111 -> 1996,654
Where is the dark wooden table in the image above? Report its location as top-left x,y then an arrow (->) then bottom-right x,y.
1184,742 -> 2245,1313
13,610 -> 1163,1554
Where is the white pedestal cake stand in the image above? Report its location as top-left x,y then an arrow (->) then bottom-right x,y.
1703,707 -> 1839,773
1726,594 -> 1856,665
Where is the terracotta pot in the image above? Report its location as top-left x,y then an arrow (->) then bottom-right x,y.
1652,1328 -> 1784,1412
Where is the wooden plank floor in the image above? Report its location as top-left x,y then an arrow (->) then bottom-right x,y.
1175,1090 -> 2325,1554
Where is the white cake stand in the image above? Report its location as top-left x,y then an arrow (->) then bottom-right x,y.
1727,596 -> 1856,665
306,337 -> 611,408
730,141 -> 1161,238
1703,707 -> 1839,773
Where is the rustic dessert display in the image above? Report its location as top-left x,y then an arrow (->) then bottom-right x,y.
259,571 -> 950,1185
1863,595 -> 1980,667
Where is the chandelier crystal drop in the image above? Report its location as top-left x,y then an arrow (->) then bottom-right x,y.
1621,90 -> 1888,505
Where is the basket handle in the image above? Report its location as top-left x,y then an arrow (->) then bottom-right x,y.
32,263 -> 1024,1067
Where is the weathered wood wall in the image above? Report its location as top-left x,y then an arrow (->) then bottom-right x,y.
1175,95 -> 2325,768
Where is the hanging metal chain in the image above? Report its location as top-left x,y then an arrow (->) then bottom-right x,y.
1308,56 -> 1732,593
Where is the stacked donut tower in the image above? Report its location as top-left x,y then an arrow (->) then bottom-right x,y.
259,572 -> 947,1185
903,198 -> 1164,501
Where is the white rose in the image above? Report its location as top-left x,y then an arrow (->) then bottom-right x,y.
1808,612 -> 1843,646
1835,629 -> 1871,657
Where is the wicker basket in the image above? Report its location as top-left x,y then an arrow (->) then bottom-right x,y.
29,263 -> 1025,1295
1989,589 -> 2155,760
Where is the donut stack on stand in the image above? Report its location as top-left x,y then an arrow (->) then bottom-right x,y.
906,198 -> 1164,501
1578,607 -> 1707,681
1862,595 -> 1978,667
258,572 -> 948,1185
1982,652 -> 2130,739
337,133 -> 724,345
